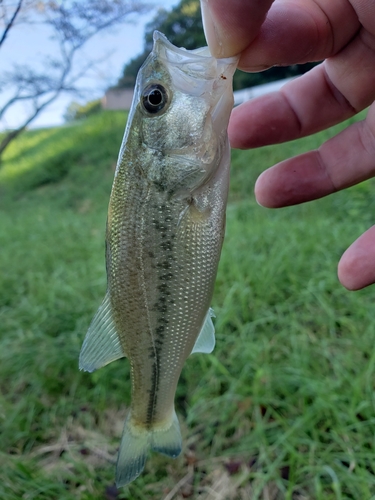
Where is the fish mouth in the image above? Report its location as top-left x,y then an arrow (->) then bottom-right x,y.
152,30 -> 238,86
152,30 -> 238,135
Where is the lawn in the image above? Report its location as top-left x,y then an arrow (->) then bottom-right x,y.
1,110 -> 375,500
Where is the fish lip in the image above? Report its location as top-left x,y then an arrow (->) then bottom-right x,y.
153,30 -> 238,72
153,30 -> 210,61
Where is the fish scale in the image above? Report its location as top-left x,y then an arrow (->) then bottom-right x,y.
79,30 -> 238,487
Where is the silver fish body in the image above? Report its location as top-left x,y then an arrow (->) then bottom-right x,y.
79,31 -> 237,487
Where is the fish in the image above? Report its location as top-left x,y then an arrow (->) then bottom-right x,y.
79,31 -> 238,487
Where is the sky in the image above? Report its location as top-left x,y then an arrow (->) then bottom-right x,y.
0,0 -> 181,130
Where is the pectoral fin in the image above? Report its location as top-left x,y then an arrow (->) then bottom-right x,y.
191,308 -> 216,355
79,292 -> 125,372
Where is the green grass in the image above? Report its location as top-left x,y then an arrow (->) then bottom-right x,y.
1,109 -> 375,499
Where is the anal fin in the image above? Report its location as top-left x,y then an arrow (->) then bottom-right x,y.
191,308 -> 216,355
79,292 -> 125,372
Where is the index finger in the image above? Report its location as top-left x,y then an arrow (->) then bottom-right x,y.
200,0 -> 274,58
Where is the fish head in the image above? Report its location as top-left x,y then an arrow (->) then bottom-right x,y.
122,31 -> 238,195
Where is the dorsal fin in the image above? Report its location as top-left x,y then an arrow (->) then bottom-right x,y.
79,292 -> 125,373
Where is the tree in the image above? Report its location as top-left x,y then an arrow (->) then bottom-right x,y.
143,0 -> 205,52
116,52 -> 148,89
115,0 -> 319,92
115,0 -> 204,90
0,0 -> 150,160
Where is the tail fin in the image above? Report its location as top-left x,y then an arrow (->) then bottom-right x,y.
151,411 -> 181,457
116,410 -> 182,487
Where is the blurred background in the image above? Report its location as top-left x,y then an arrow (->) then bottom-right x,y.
1,1 -> 375,499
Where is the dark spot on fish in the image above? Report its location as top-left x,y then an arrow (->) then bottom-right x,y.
155,325 -> 165,335
153,180 -> 167,192
157,285 -> 171,297
157,260 -> 172,270
154,294 -> 168,312
160,272 -> 173,281
146,350 -> 161,425
148,250 -> 155,258
161,241 -> 173,251
157,316 -> 169,325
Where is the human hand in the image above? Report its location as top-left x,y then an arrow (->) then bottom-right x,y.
201,0 -> 375,290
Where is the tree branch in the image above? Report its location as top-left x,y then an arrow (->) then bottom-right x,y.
0,0 -> 151,160
0,0 -> 23,48
0,90 -> 60,157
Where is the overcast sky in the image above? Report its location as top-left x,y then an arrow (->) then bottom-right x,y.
0,0 -> 181,130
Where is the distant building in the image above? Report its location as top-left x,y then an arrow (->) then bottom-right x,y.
233,77 -> 295,106
102,88 -> 134,110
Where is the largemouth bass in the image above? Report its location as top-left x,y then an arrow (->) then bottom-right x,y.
79,31 -> 237,487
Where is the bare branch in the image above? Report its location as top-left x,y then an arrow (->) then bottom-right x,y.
0,90 -> 59,156
0,0 -> 23,48
0,0 -> 152,159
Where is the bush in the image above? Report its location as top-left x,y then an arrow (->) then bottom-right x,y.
64,99 -> 102,122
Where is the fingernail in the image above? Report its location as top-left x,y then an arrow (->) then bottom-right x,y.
254,172 -> 268,207
200,0 -> 224,58
254,178 -> 265,207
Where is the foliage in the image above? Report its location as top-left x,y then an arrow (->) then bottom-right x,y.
143,0 -> 205,53
1,109 -> 375,499
64,99 -> 102,122
115,52 -> 149,89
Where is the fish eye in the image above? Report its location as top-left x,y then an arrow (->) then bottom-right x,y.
142,84 -> 168,114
